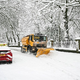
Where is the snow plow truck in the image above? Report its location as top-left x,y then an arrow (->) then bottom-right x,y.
21,33 -> 54,57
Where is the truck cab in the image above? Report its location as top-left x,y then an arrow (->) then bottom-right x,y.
21,33 -> 47,53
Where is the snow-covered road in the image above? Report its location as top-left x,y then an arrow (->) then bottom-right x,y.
0,47 -> 80,80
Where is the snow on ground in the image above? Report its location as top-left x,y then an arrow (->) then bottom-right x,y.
0,47 -> 80,80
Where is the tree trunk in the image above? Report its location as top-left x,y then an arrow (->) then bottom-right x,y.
62,0 -> 69,47
17,34 -> 20,47
6,32 -> 10,46
12,31 -> 16,43
64,0 -> 69,40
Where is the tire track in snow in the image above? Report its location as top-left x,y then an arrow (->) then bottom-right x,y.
38,56 -> 80,80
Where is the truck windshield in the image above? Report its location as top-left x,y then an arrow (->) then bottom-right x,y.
34,36 -> 46,41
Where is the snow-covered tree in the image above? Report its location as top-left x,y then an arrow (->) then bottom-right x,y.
35,0 -> 79,41
0,0 -> 80,47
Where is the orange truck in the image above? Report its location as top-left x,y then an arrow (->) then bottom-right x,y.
21,33 -> 54,57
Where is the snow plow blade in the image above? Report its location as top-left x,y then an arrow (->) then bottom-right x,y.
36,48 -> 54,57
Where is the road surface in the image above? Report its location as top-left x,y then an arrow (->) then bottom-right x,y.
0,47 -> 80,80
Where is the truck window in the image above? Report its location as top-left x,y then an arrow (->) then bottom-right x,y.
29,36 -> 33,41
34,36 -> 47,41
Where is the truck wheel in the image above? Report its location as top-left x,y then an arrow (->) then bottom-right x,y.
21,47 -> 26,53
30,46 -> 37,53
27,46 -> 34,53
